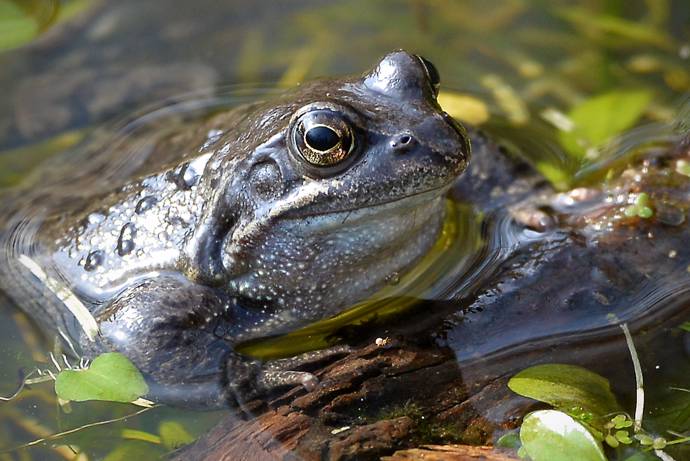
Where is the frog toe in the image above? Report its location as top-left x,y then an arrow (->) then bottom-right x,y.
257,369 -> 319,392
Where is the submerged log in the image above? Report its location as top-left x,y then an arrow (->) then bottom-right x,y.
382,445 -> 520,460
175,341 -> 532,461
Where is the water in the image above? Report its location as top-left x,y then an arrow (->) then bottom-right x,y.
1,0 -> 689,460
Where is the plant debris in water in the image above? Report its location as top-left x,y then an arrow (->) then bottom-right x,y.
54,352 -> 148,403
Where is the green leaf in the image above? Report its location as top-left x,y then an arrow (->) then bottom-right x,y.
637,207 -> 653,219
611,414 -> 627,427
605,434 -> 619,448
496,431 -> 522,449
676,161 -> 690,177
556,7 -> 674,49
508,364 -> 620,418
558,90 -> 653,159
517,446 -> 529,459
635,433 -> 654,445
55,352 -> 149,403
520,410 -> 607,461
652,437 -> 667,450
0,1 -> 38,52
615,430 -> 632,444
535,161 -> 572,191
102,441 -> 164,461
121,428 -> 161,445
159,421 -> 195,450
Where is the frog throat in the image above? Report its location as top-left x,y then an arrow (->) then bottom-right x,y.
237,199 -> 471,360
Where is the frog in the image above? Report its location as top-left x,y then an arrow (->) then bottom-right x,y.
0,51 -> 471,408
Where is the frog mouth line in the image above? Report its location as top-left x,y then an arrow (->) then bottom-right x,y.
291,185 -> 450,220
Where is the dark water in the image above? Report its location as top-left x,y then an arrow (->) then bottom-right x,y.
0,0 -> 689,459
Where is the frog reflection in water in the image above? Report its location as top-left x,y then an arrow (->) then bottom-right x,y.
0,51 -> 471,408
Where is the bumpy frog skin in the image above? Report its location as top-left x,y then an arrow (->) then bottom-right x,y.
0,51 -> 470,408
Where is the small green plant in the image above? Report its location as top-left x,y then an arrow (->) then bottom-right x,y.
507,323 -> 690,461
624,193 -> 654,219
603,414 -> 633,448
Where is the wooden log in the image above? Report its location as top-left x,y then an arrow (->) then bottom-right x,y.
382,444 -> 520,460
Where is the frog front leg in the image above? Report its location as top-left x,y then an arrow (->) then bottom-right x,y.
86,275 -> 347,408
226,345 -> 352,406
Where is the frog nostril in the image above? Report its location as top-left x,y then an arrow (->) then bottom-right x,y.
390,134 -> 416,152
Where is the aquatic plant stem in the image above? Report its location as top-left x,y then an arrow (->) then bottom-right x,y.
654,449 -> 676,461
0,406 -> 155,453
0,370 -> 37,401
620,323 -> 644,432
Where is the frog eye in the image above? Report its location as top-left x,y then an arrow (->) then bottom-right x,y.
292,109 -> 354,167
416,55 -> 440,96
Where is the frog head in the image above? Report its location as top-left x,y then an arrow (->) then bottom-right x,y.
188,51 -> 470,333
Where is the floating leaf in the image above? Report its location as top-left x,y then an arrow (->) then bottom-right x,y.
102,441 -> 164,461
159,421 -> 195,450
0,0 -> 94,53
556,7 -> 674,49
558,90 -> 653,159
605,434 -> 619,448
615,430 -> 633,444
508,364 -> 620,417
624,192 -> 655,219
535,161 -> 572,191
496,431 -> 521,449
121,428 -> 161,444
55,352 -> 148,403
0,1 -> 38,52
611,414 -> 633,429
520,410 -> 607,461
438,91 -> 490,125
677,160 -> 690,177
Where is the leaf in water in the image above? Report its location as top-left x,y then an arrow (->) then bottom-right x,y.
55,352 -> 149,403
121,428 -> 161,445
556,7 -> 674,49
102,441 -> 165,461
0,0 -> 94,53
495,431 -> 521,449
438,91 -> 490,125
559,90 -> 653,159
508,363 -> 620,417
159,421 -> 195,450
0,1 -> 38,52
520,410 -> 607,461
535,161 -> 572,191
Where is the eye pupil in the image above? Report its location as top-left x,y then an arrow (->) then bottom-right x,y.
305,126 -> 340,152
